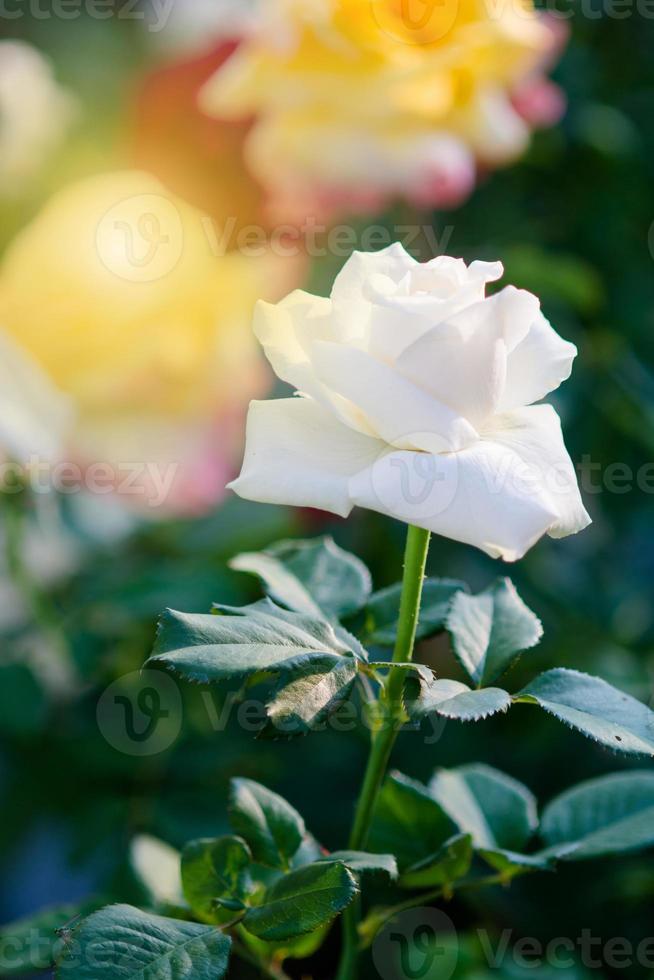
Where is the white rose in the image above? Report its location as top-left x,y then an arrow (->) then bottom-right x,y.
229,244 -> 590,561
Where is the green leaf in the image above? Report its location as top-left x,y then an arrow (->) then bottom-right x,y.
56,905 -> 231,980
369,772 -> 457,870
230,537 -> 371,619
429,764 -> 538,852
364,578 -> 468,646
515,669 -> 654,757
446,579 -> 542,686
318,851 -> 398,879
264,657 -> 358,736
427,766 -> 544,882
477,848 -> 555,879
242,862 -> 358,942
181,837 -> 252,924
407,678 -> 512,721
236,925 -> 330,966
541,771 -> 654,860
130,836 -> 182,908
215,599 -> 367,662
399,833 -> 473,889
0,903 -> 98,976
149,600 -> 356,684
229,779 -> 305,869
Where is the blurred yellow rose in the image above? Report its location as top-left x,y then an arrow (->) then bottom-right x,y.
0,171 -> 296,512
201,0 -> 566,217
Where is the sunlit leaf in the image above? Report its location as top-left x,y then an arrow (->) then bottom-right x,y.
149,600 -> 357,684
318,851 -> 398,879
242,863 -> 358,942
228,779 -> 305,870
230,537 -> 371,619
516,669 -> 654,757
264,658 -> 358,736
399,833 -> 473,889
541,771 -> 654,859
181,836 -> 252,924
446,579 -> 542,687
369,772 -> 457,870
428,764 -> 538,853
56,905 -> 231,980
407,678 -> 512,721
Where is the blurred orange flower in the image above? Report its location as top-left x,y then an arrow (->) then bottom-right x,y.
132,42 -> 267,233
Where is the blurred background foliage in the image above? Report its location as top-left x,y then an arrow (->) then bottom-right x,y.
0,3 -> 653,978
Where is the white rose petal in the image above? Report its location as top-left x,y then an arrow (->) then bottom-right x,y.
309,341 -> 478,454
499,311 -> 578,412
396,286 -> 541,426
331,246 -> 505,358
0,329 -> 72,464
228,397 -> 385,517
231,244 -> 591,560
484,404 -> 591,539
253,293 -> 376,436
349,440 -> 559,563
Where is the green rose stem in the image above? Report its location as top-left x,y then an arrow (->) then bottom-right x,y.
337,524 -> 431,980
